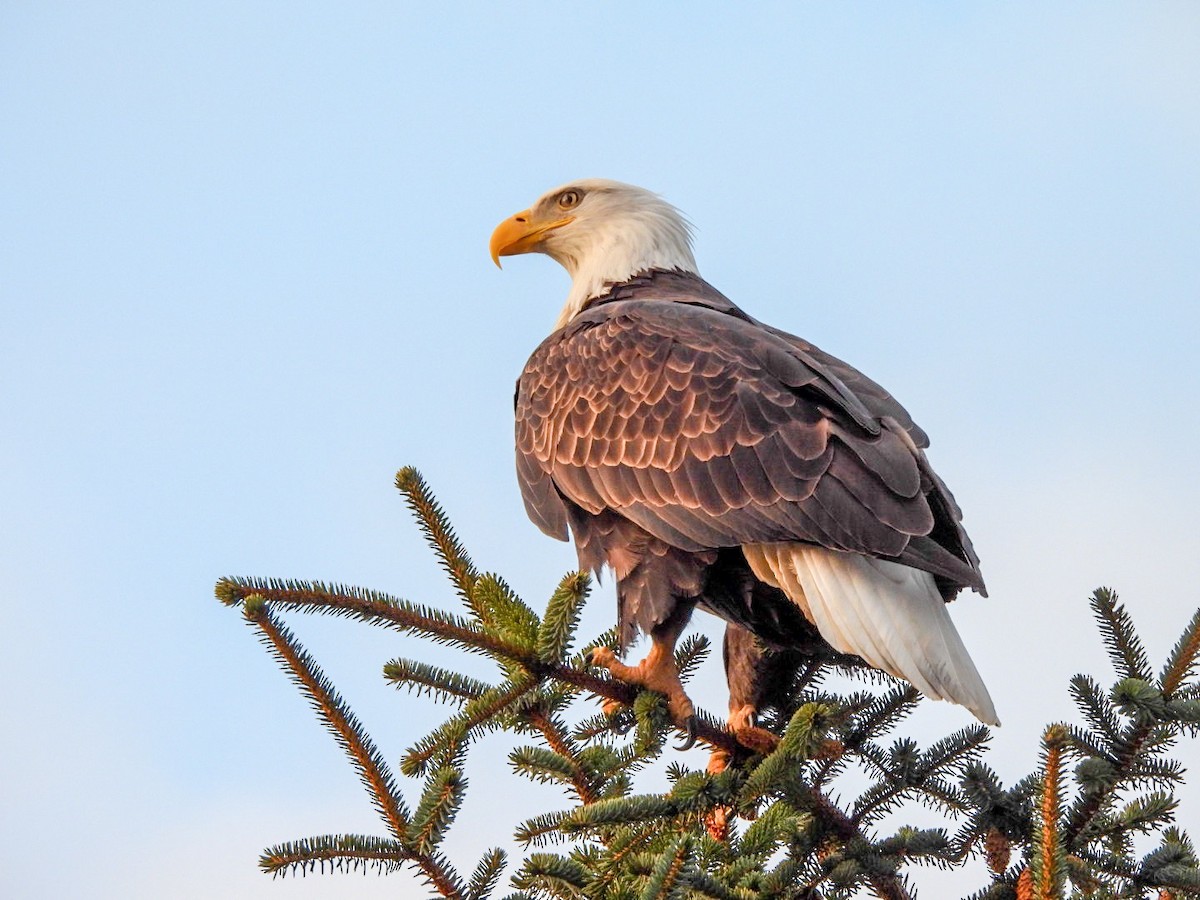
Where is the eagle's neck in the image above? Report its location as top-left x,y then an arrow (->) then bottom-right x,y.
552,217 -> 698,329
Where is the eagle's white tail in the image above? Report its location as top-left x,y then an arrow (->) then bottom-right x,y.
744,543 -> 999,726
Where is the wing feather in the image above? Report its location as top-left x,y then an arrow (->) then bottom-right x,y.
704,452 -> 752,510
831,422 -> 922,498
745,543 -> 997,724
515,291 -> 983,592
728,442 -> 778,505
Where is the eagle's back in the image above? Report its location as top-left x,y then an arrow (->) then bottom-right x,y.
514,269 -> 982,599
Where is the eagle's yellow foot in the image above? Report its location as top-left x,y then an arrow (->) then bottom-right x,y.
703,705 -> 775,785
599,696 -> 625,718
588,644 -> 696,726
728,703 -> 779,755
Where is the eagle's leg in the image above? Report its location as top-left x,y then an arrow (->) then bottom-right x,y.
705,625 -> 789,841
714,624 -> 783,770
588,605 -> 695,727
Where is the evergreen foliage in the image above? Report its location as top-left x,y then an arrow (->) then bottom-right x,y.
217,470 -> 1200,899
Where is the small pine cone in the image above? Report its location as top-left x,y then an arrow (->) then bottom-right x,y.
815,739 -> 845,761
704,807 -> 729,842
984,827 -> 1011,875
1066,854 -> 1098,895
1016,867 -> 1034,900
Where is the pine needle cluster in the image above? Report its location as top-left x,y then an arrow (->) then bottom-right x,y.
216,468 -> 1200,899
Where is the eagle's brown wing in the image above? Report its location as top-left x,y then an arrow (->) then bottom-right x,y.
515,298 -> 983,594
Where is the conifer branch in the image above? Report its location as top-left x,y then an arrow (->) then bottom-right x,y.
411,766 -> 467,854
473,574 -> 542,651
466,848 -> 507,900
536,572 -> 590,663
526,709 -> 599,804
1161,609 -> 1200,698
219,576 -> 529,661
1034,725 -> 1067,900
587,825 -> 664,894
1091,587 -> 1153,683
395,466 -> 479,605
242,598 -> 410,841
640,833 -> 692,899
259,834 -> 412,878
674,634 -> 711,685
513,809 -> 574,847
241,599 -> 474,897
463,849 -> 506,900
218,579 -> 741,756
511,853 -> 591,896
384,658 -> 492,705
222,472 -> 1200,900
403,674 -> 541,776
1064,694 -> 1167,848
1068,674 -> 1122,749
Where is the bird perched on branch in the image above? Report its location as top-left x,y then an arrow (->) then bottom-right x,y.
491,179 -> 998,754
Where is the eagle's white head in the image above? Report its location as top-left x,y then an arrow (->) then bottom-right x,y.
490,179 -> 699,328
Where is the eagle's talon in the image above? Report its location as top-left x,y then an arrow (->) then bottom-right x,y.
673,715 -> 698,751
587,646 -> 617,669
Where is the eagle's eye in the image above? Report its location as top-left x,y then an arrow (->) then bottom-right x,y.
557,190 -> 582,210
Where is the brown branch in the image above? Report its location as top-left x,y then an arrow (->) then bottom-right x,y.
1017,867 -> 1034,900
540,658 -> 747,758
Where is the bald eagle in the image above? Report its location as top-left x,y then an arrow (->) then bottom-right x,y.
491,180 -> 998,747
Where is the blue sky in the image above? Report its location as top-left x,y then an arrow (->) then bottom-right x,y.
2,3 -> 1198,897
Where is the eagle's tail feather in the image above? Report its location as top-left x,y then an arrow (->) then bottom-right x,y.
744,543 -> 999,726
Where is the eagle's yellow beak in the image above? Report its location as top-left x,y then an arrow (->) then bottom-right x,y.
489,209 -> 575,268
